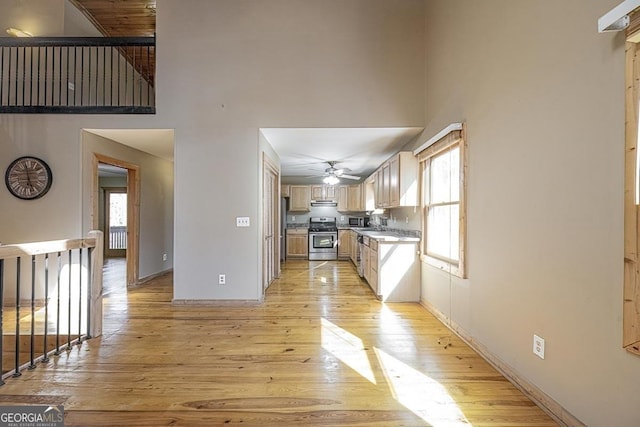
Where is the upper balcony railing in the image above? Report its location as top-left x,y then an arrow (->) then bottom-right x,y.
0,36 -> 155,114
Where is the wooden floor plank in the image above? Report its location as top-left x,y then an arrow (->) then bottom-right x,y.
0,259 -> 557,426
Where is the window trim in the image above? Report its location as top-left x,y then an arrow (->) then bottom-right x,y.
417,124 -> 467,279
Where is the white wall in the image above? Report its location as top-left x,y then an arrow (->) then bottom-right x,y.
416,1 -> 640,425
160,0 -> 425,301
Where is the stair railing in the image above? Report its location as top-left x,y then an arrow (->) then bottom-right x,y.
0,230 -> 103,383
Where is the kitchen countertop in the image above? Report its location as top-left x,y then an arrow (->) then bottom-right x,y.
351,228 -> 420,243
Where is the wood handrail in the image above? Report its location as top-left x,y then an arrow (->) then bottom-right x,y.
0,238 -> 97,259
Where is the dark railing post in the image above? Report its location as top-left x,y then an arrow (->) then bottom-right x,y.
28,255 -> 36,370
0,259 -> 5,385
55,252 -> 61,356
13,257 -> 21,377
43,253 -> 50,363
67,249 -> 72,350
86,247 -> 92,339
78,248 -> 83,344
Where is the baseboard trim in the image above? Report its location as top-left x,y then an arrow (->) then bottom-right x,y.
136,268 -> 173,286
420,299 -> 585,427
172,299 -> 262,306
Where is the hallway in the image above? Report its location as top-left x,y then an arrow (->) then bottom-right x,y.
0,260 -> 556,426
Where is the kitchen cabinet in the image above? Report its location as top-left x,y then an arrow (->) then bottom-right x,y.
338,184 -> 364,212
367,239 -> 419,302
362,237 -> 370,283
281,184 -> 290,198
369,239 -> 378,293
373,152 -> 418,209
286,228 -> 308,259
311,184 -> 337,201
338,229 -> 350,259
337,186 -> 349,211
349,230 -> 358,266
289,185 -> 311,211
347,184 -> 364,211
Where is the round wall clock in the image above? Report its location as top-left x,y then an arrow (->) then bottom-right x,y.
5,156 -> 53,200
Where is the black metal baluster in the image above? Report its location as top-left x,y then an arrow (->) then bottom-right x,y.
1,47 -> 4,106
102,46 -> 106,107
80,46 -> 84,106
67,249 -> 72,350
87,46 -> 91,105
77,248 -> 82,344
0,259 -> 5,385
14,47 -> 18,106
28,255 -> 36,370
86,247 -> 92,339
43,254 -> 50,363
43,47 -> 48,106
13,257 -> 21,377
110,46 -> 114,106
58,46 -> 62,106
54,252 -> 61,355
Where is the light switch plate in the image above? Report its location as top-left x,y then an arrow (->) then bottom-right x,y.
236,217 -> 250,227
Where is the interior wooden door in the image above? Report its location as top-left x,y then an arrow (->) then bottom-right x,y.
263,154 -> 280,291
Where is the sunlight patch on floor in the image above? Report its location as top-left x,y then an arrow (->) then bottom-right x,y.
375,347 -> 472,426
321,317 -> 376,384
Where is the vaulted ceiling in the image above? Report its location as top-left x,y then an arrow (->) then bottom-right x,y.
68,0 -> 156,37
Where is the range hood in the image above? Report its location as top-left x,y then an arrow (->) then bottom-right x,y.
310,200 -> 337,207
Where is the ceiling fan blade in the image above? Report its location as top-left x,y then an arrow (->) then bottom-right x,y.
340,174 -> 360,180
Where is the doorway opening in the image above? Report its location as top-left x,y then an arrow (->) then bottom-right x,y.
93,154 -> 140,288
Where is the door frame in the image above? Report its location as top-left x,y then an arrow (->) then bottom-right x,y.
262,153 -> 280,292
92,153 -> 140,287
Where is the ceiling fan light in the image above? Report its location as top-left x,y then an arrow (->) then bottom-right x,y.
324,175 -> 339,186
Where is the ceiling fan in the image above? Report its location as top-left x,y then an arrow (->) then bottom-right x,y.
322,161 -> 360,185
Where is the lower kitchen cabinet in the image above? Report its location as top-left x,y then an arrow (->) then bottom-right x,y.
366,239 -> 419,302
338,229 -> 351,259
286,229 -> 308,259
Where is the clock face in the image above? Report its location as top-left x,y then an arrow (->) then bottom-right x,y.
5,156 -> 53,200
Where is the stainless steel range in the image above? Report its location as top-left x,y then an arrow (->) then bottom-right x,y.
308,217 -> 338,261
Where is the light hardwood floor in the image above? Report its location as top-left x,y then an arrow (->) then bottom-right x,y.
0,260 -> 557,426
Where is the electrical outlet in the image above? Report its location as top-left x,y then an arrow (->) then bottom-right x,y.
162,253 -> 167,261
236,217 -> 250,227
218,274 -> 226,285
292,216 -> 296,222
533,334 -> 545,359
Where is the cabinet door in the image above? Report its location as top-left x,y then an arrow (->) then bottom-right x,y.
337,185 -> 349,211
338,230 -> 350,258
389,155 -> 400,206
281,184 -> 290,198
347,184 -> 362,211
349,231 -> 358,264
325,185 -> 337,200
311,185 -> 324,200
289,186 -> 310,211
381,163 -> 390,207
370,248 -> 378,294
286,233 -> 308,258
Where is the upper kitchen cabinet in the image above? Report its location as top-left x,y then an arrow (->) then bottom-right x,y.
311,184 -> 337,201
289,185 -> 311,211
337,184 -> 365,212
373,152 -> 418,209
281,184 -> 290,198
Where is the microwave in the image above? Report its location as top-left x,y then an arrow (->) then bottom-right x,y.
348,217 -> 369,227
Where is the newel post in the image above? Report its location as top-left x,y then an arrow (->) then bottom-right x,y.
88,230 -> 104,338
